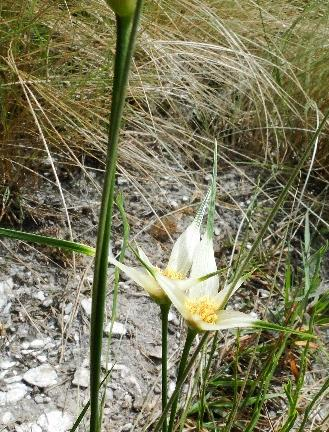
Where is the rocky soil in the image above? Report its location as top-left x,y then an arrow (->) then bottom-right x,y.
0,163 -> 327,431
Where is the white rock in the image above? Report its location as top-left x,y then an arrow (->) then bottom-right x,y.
36,355 -> 47,363
64,303 -> 73,315
72,367 -> 89,388
169,200 -> 178,209
104,321 -> 127,337
0,383 -> 28,406
127,375 -> 142,394
23,364 -> 57,388
30,339 -> 46,349
81,298 -> 92,316
0,370 -> 8,380
117,176 -> 128,186
1,411 -> 14,424
0,278 -> 13,309
42,299 -> 53,307
33,291 -> 45,302
168,311 -> 179,326
121,423 -> 133,431
214,227 -> 221,236
169,380 -> 176,397
16,423 -> 42,432
0,360 -> 16,370
34,394 -> 44,404
4,374 -> 22,384
37,410 -> 73,432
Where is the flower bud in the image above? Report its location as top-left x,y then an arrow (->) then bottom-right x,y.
107,0 -> 137,17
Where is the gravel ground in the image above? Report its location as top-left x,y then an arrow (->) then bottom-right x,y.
0,163 -> 327,431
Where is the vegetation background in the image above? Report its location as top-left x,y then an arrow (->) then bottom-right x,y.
1,0 -> 329,431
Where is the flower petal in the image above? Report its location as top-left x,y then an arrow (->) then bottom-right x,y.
167,222 -> 201,275
199,310 -> 257,331
189,235 -> 219,298
155,274 -> 192,321
108,256 -> 165,302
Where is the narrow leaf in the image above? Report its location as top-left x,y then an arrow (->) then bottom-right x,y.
0,227 -> 95,256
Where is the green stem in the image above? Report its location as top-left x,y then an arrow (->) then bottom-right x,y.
168,328 -> 197,432
160,304 -> 170,432
154,332 -> 208,432
198,331 -> 218,430
89,4 -> 143,431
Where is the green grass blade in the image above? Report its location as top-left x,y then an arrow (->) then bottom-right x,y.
0,226 -> 95,256
223,109 -> 329,306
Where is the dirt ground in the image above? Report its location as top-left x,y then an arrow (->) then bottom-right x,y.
0,163 -> 327,431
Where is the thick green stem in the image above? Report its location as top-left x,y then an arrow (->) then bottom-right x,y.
168,328 -> 197,432
89,6 -> 143,431
160,304 -> 170,432
154,332 -> 209,432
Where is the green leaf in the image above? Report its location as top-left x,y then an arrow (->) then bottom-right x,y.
253,320 -> 315,339
0,227 -> 95,256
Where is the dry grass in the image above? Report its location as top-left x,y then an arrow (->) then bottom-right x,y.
1,0 -> 329,195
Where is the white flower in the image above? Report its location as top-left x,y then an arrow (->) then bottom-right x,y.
156,234 -> 257,330
109,192 -> 210,304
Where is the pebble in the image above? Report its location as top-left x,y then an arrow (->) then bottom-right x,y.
30,339 -> 46,349
16,423 -> 42,432
0,370 -> 8,380
0,278 -> 13,309
23,364 -> 57,388
122,393 -> 132,408
4,374 -> 22,384
214,226 -> 221,236
37,355 -> 47,363
168,311 -> 179,326
104,388 -> 114,406
104,321 -> 127,337
64,303 -> 73,315
1,411 -> 14,424
42,298 -> 53,307
258,289 -> 270,298
169,380 -> 176,396
81,298 -> 92,316
34,394 -> 44,404
169,200 -> 179,209
117,176 -> 128,186
72,367 -> 89,388
126,375 -> 142,395
182,195 -> 189,202
0,360 -> 16,370
0,383 -> 28,406
121,423 -> 133,431
33,291 -> 46,302
147,345 -> 162,360
37,410 -> 73,432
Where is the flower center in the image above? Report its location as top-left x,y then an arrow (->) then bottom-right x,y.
159,268 -> 185,280
185,297 -> 219,324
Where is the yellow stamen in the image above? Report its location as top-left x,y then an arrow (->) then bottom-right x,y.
159,268 -> 185,280
186,297 -> 219,324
